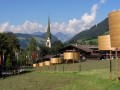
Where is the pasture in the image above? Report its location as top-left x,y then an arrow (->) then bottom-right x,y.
0,60 -> 120,90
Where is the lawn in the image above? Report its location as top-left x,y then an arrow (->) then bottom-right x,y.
0,60 -> 120,90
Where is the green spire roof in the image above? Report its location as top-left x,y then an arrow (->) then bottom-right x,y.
46,16 -> 51,40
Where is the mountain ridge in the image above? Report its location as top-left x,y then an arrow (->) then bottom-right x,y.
15,17 -> 109,48
67,18 -> 109,43
15,33 -> 59,49
54,32 -> 73,42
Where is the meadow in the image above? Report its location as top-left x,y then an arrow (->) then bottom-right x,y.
0,59 -> 120,90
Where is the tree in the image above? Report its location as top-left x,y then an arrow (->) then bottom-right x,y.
5,32 -> 20,51
28,37 -> 37,53
6,54 -> 12,69
39,45 -> 49,56
26,37 -> 37,64
0,32 -> 20,69
50,40 -> 64,54
0,33 -> 8,53
0,32 -> 20,55
18,53 -> 23,66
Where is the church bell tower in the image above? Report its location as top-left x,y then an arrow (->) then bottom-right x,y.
46,17 -> 51,48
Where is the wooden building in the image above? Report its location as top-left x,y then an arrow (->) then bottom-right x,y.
59,45 -> 100,61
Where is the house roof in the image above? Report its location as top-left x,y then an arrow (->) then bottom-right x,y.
59,45 -> 93,53
75,45 -> 93,52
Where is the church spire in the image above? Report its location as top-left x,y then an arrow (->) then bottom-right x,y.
46,16 -> 51,48
46,16 -> 51,40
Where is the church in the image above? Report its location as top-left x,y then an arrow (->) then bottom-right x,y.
46,17 -> 51,48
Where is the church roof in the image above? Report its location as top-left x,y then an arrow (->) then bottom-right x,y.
46,16 -> 51,40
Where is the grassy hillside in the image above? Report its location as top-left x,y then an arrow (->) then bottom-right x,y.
16,33 -> 46,48
15,33 -> 59,49
68,18 -> 109,44
0,60 -> 120,90
76,38 -> 98,45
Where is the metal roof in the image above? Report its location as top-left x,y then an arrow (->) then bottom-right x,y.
59,45 -> 93,53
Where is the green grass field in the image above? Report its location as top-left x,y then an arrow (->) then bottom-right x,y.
0,60 -> 120,90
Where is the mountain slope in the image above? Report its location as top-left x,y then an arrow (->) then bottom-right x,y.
68,18 -> 109,43
54,32 -> 72,42
15,33 -> 46,49
32,31 -> 43,36
41,32 -> 58,43
15,33 -> 59,49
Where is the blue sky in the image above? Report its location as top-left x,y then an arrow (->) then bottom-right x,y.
0,0 -> 120,35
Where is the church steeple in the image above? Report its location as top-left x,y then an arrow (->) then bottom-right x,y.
46,16 -> 51,40
46,16 -> 51,48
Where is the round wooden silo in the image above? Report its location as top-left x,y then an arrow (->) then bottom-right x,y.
73,52 -> 80,60
58,58 -> 63,64
64,52 -> 74,60
38,62 -> 44,67
98,35 -> 113,50
108,10 -> 120,82
50,58 -> 59,64
33,63 -> 38,67
45,61 -> 51,66
63,51 -> 80,72
63,52 -> 80,60
109,10 -> 120,47
98,35 -> 114,80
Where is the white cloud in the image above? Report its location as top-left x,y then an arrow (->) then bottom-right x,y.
81,4 -> 98,25
20,21 -> 43,34
50,22 -> 67,34
0,21 -> 43,34
0,22 -> 10,32
0,0 -> 105,36
0,3 -> 98,35
100,0 -> 106,4
50,4 -> 98,35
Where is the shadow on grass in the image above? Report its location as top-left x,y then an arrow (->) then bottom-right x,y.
0,70 -> 33,79
18,70 -> 32,74
118,77 -> 120,80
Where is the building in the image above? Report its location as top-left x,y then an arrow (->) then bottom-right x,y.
59,45 -> 100,61
46,17 -> 51,48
